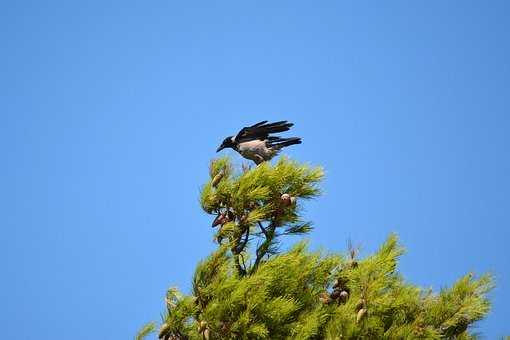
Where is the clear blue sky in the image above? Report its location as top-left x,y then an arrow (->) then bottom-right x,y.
1,1 -> 509,339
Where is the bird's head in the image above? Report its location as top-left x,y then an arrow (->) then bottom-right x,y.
216,136 -> 235,152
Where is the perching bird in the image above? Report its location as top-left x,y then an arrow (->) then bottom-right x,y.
216,120 -> 302,164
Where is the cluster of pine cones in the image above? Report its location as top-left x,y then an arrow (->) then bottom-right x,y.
320,276 -> 350,305
319,259 -> 368,323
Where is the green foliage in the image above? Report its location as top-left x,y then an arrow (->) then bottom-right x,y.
145,157 -> 493,340
135,322 -> 156,340
200,157 -> 324,275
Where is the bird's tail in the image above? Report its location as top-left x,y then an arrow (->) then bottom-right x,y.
268,137 -> 302,149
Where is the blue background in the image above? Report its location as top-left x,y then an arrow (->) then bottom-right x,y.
2,1 -> 509,339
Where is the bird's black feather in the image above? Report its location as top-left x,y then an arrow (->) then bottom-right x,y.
267,137 -> 302,148
234,120 -> 294,142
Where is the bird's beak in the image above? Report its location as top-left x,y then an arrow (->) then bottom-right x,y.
216,145 -> 225,152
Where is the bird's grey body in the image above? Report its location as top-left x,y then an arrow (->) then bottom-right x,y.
236,139 -> 278,164
217,121 -> 301,165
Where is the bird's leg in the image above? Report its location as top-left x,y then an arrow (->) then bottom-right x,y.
254,154 -> 265,165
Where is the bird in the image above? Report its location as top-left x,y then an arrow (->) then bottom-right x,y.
216,120 -> 302,164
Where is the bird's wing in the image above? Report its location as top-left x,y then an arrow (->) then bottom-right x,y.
234,121 -> 293,142
234,121 -> 267,142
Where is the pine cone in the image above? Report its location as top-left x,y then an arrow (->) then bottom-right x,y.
330,289 -> 341,300
198,320 -> 207,332
339,290 -> 349,303
333,277 -> 348,290
211,213 -> 223,227
211,212 -> 230,227
356,308 -> 367,323
280,193 -> 296,206
211,170 -> 224,187
355,298 -> 366,311
319,292 -> 332,304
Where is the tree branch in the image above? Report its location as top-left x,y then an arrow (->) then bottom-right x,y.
258,221 -> 268,238
233,255 -> 246,276
233,226 -> 250,276
252,220 -> 278,273
235,226 -> 250,254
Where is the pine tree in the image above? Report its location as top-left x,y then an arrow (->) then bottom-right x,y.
138,157 -> 493,340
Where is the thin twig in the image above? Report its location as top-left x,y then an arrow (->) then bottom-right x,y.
235,226 -> 250,254
258,221 -> 268,238
239,253 -> 247,273
233,226 -> 250,276
252,220 -> 278,272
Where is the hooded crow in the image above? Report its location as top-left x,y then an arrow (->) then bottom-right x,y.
216,120 -> 302,164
